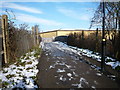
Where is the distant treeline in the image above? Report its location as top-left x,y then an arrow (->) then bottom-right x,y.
67,30 -> 120,61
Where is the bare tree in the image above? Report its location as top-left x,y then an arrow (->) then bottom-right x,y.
90,2 -> 120,30
19,23 -> 29,31
90,2 -> 120,60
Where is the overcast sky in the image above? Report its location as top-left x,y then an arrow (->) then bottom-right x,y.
1,2 -> 99,32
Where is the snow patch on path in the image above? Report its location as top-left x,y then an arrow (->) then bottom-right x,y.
72,77 -> 90,88
42,41 -> 120,71
57,69 -> 65,73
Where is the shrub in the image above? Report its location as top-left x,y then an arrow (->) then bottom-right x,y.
67,30 -> 120,61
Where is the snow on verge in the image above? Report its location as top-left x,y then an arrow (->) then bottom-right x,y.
47,41 -> 120,71
0,49 -> 40,89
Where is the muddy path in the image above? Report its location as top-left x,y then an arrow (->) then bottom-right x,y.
37,42 -> 119,88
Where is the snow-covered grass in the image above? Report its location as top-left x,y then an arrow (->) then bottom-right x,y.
68,44 -> 120,71
0,47 -> 41,89
42,41 -> 120,72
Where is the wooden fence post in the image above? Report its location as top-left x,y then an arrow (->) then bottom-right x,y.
32,26 -> 36,46
0,18 -> 3,68
32,25 -> 39,46
36,26 -> 39,45
1,15 -> 9,64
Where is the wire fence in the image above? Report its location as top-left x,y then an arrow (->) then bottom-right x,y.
0,15 -> 41,66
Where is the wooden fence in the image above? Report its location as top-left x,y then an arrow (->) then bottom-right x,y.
0,15 -> 40,67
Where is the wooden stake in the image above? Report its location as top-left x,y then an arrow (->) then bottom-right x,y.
1,15 -> 9,64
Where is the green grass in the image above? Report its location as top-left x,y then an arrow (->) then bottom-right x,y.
0,79 -> 2,82
6,74 -> 16,79
17,68 -> 23,71
106,59 -> 113,63
30,76 -> 36,80
22,54 -> 27,59
12,67 -> 16,69
2,45 -> 41,68
2,81 -> 9,88
1,46 -> 41,88
34,48 -> 41,58
26,61 -> 32,64
3,60 -> 16,68
16,62 -> 26,67
115,66 -> 120,71
25,56 -> 30,60
26,67 -> 33,70
16,71 -> 21,74
3,69 -> 8,73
